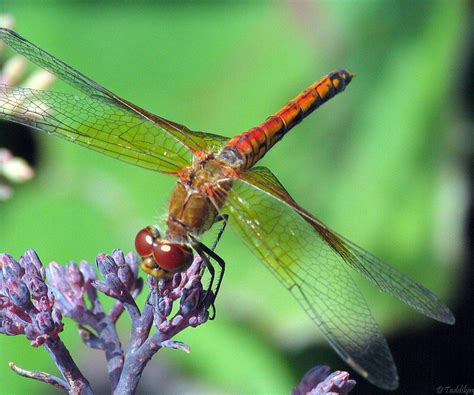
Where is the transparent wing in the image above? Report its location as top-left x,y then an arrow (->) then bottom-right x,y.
239,167 -> 455,324
222,166 -> 453,389
184,130 -> 230,153
0,28 -> 228,173
223,174 -> 398,389
0,85 -> 189,173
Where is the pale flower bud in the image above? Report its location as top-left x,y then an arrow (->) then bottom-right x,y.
0,56 -> 27,85
1,156 -> 34,183
23,69 -> 55,90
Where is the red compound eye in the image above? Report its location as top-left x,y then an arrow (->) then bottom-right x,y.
152,242 -> 193,272
135,227 -> 157,257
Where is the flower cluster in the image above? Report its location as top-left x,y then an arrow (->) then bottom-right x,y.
0,249 -> 216,393
0,250 -> 62,346
153,256 -> 211,336
48,250 -> 142,326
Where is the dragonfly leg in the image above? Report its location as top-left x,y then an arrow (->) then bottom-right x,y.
211,214 -> 228,251
192,242 -> 216,318
193,240 -> 226,320
191,236 -> 226,320
209,214 -> 228,310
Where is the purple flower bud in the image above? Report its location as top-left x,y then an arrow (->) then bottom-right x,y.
180,287 -> 201,314
47,264 -> 82,311
125,252 -> 139,277
8,310 -> 31,330
292,366 -> 355,395
112,249 -> 125,267
35,295 -> 53,312
202,291 -> 215,309
23,249 -> 46,279
35,312 -> 54,334
1,253 -> 23,278
197,309 -> 209,325
91,280 -> 109,295
0,296 -> 10,309
158,297 -> 172,318
186,276 -> 201,291
293,366 -> 330,395
79,261 -> 97,285
104,273 -> 124,294
117,264 -> 133,290
96,254 -> 116,276
158,278 -> 171,294
46,262 -> 63,286
6,278 -> 30,308
315,371 -> 356,395
0,316 -> 22,335
159,320 -> 171,334
172,273 -> 182,289
26,276 -> 48,298
147,275 -> 158,289
171,314 -> 184,328
51,308 -> 62,324
113,250 -> 137,290
66,262 -> 84,287
30,333 -> 49,347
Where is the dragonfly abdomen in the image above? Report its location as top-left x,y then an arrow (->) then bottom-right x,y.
220,69 -> 353,169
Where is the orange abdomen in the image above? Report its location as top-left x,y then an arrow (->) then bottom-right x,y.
220,69 -> 354,169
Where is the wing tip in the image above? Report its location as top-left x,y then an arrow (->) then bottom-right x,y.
346,356 -> 399,391
417,284 -> 456,325
377,377 -> 400,391
437,307 -> 456,325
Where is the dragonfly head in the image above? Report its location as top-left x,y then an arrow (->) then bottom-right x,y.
135,226 -> 194,278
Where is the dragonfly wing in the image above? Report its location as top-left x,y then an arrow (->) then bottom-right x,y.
238,166 -> 455,324
0,85 -> 190,173
0,28 -> 221,170
222,173 -> 399,389
184,130 -> 230,153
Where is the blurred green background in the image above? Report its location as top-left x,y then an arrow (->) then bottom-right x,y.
0,1 -> 470,394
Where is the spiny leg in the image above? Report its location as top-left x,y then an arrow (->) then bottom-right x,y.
196,214 -> 228,299
188,215 -> 228,319
196,213 -> 228,292
191,237 -> 227,320
195,215 -> 227,279
211,214 -> 228,251
194,240 -> 226,313
206,215 -> 228,309
192,242 -> 216,318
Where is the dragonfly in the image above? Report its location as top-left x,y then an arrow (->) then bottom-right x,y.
0,29 -> 454,390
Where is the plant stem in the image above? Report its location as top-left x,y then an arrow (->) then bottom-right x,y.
44,337 -> 94,395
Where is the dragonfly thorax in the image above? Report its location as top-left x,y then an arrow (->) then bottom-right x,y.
167,159 -> 233,238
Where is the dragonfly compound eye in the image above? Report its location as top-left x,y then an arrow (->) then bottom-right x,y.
152,242 -> 193,273
135,226 -> 160,257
